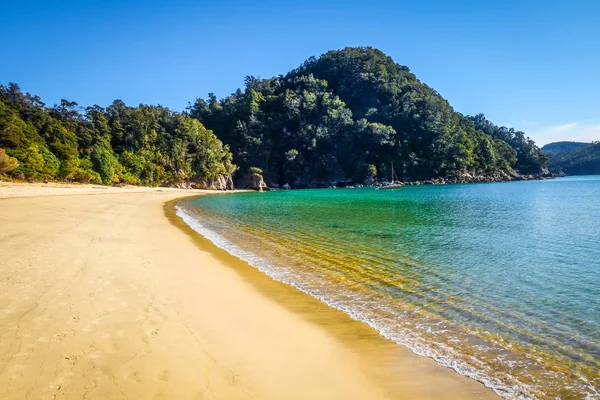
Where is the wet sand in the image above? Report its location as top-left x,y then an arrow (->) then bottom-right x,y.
0,183 -> 499,399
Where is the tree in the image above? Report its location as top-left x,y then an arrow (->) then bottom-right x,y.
91,145 -> 117,184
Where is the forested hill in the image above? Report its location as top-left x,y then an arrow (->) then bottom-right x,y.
2,47 -> 550,188
541,141 -> 591,154
542,141 -> 600,175
0,84 -> 235,187
189,47 -> 549,187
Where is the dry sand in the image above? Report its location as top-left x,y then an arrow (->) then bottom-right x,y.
0,182 -> 499,399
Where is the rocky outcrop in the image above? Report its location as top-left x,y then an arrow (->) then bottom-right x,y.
238,172 -> 268,191
261,170 -> 559,190
175,175 -> 235,190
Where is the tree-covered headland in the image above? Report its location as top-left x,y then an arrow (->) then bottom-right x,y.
542,141 -> 600,175
0,84 -> 235,188
1,47 -> 550,188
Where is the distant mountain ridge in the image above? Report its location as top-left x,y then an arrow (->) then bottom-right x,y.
542,141 -> 600,175
541,141 -> 592,154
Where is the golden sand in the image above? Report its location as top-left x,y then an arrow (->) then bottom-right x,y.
0,183 -> 499,399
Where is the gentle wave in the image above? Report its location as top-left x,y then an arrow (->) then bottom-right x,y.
175,203 -> 541,400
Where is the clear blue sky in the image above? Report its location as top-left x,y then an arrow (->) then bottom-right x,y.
1,0 -> 599,145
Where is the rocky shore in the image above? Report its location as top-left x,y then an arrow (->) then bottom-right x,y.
264,171 -> 562,190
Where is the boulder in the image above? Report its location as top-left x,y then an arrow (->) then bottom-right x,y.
282,183 -> 291,190
226,175 -> 234,190
239,172 -> 268,191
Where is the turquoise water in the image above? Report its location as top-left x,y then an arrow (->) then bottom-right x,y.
177,176 -> 600,399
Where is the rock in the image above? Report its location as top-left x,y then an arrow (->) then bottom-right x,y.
282,183 -> 291,190
238,171 -> 268,191
193,174 -> 234,190
364,177 -> 375,185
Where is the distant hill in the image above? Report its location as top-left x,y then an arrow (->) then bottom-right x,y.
542,141 -> 600,175
541,141 -> 592,154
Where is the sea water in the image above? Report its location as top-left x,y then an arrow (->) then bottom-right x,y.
177,176 -> 600,399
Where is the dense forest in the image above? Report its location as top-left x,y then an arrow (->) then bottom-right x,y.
189,47 -> 548,187
542,141 -> 600,175
0,83 -> 235,188
1,47 -> 551,188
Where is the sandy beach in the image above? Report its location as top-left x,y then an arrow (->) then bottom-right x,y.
0,182 -> 499,399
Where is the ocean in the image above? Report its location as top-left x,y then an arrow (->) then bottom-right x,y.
176,176 -> 600,399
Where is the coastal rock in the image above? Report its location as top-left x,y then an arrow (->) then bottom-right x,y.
238,171 -> 268,191
194,174 -> 234,190
282,183 -> 291,190
226,175 -> 234,190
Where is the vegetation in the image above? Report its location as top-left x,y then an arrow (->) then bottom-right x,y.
2,47 -> 552,187
189,47 -> 548,186
541,141 -> 592,154
0,83 -> 235,185
0,148 -> 18,173
542,141 -> 600,175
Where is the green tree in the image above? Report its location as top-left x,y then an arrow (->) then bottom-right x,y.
91,145 -> 118,184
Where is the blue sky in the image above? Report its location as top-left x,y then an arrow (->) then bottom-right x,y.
1,0 -> 599,145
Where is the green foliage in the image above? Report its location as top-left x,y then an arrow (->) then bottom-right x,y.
0,148 -> 18,173
354,163 -> 377,182
190,47 -> 544,184
91,145 -> 118,184
470,113 -> 548,174
2,48 -> 549,186
542,141 -> 592,154
0,83 -> 235,186
544,141 -> 600,175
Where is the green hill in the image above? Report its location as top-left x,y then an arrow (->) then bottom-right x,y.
541,141 -> 592,154
543,141 -> 600,175
189,47 -> 548,186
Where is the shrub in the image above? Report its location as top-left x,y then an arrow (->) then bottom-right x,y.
91,145 -> 118,184
0,148 -> 19,173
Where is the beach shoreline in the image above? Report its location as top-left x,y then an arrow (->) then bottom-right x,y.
0,183 -> 499,399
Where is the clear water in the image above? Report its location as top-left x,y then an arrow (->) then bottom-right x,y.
177,176 -> 600,399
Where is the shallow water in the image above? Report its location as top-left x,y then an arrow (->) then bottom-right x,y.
178,176 -> 600,399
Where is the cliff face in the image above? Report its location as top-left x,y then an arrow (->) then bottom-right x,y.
172,175 -> 234,190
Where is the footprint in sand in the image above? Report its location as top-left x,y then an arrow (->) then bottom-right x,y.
64,356 -> 78,366
159,370 -> 170,381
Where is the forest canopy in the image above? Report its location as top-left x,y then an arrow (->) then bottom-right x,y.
542,141 -> 600,175
1,47 -> 550,187
0,83 -> 235,186
189,47 -> 548,186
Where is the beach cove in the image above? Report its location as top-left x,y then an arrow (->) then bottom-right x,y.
0,183 -> 498,400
